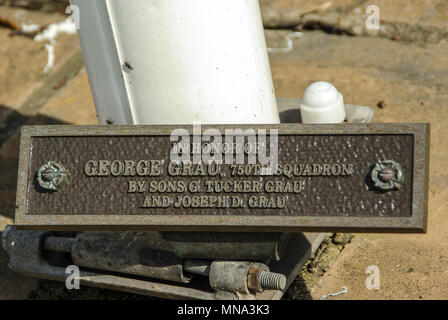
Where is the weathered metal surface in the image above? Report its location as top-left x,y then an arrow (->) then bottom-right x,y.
159,232 -> 289,261
209,261 -> 262,295
2,225 -> 322,300
15,123 -> 429,232
2,226 -> 216,300
70,232 -> 192,284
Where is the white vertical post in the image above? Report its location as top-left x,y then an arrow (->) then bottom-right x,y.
71,0 -> 279,125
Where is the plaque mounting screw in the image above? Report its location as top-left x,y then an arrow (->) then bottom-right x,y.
37,161 -> 69,192
371,160 -> 404,191
379,167 -> 394,182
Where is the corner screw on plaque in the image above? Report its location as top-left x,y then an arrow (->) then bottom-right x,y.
371,160 -> 404,191
37,161 -> 69,192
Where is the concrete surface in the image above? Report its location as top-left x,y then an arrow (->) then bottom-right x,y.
0,3 -> 447,299
0,7 -> 82,114
261,0 -> 448,28
261,0 -> 448,43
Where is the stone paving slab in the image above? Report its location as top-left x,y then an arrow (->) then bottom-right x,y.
372,0 -> 448,30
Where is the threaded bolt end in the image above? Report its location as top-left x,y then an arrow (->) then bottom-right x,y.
259,271 -> 286,291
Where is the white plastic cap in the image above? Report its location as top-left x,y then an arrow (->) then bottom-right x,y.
299,81 -> 346,124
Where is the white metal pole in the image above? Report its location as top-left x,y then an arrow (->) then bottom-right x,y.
71,0 -> 279,125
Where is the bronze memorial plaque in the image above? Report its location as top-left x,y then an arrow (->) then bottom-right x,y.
15,123 -> 429,232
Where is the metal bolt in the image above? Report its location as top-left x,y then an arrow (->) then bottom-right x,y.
37,161 -> 69,192
258,271 -> 286,291
41,167 -> 58,182
379,167 -> 394,182
370,160 -> 404,191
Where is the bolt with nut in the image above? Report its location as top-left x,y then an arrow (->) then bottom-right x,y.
248,264 -> 286,292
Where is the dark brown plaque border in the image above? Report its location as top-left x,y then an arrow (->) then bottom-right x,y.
15,123 -> 429,233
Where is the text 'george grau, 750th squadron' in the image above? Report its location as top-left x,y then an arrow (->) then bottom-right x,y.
82,160 -> 354,209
